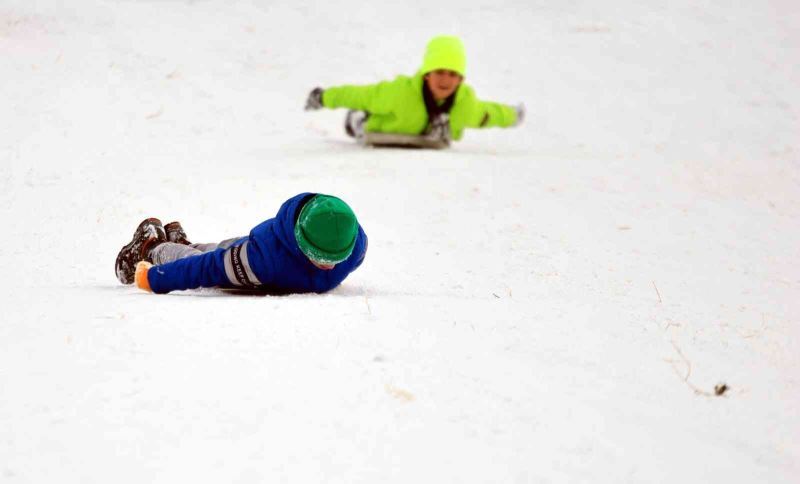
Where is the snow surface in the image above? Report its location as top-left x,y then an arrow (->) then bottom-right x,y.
1,0 -> 799,482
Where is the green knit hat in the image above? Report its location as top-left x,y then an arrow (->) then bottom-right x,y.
421,35 -> 467,76
294,195 -> 358,265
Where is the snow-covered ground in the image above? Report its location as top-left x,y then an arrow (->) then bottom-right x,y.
2,0 -> 799,482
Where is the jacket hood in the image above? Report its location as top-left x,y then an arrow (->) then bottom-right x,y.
273,192 -> 317,260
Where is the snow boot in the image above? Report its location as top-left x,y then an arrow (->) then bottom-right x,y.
344,110 -> 368,139
164,221 -> 191,245
115,218 -> 166,284
424,113 -> 451,143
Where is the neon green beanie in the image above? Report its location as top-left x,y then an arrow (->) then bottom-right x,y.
294,195 -> 358,265
421,35 -> 467,76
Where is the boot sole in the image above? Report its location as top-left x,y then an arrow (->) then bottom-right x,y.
115,218 -> 164,284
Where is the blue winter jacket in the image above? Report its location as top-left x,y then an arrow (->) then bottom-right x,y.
147,193 -> 368,294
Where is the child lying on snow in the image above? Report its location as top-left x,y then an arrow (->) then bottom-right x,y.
304,35 -> 524,146
115,193 -> 367,294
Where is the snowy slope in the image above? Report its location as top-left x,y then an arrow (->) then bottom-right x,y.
1,0 -> 799,482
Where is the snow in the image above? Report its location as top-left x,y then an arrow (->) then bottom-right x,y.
1,0 -> 799,482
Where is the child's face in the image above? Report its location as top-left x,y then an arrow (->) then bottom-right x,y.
425,69 -> 463,100
310,259 -> 336,270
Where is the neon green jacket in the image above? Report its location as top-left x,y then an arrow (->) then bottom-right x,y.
321,73 -> 518,141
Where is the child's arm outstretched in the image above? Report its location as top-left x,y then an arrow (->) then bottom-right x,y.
304,80 -> 396,114
464,93 -> 524,129
138,249 -> 231,293
447,86 -> 524,140
138,242 -> 270,294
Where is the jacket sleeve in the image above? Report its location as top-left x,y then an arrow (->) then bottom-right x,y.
469,100 -> 518,128
322,79 -> 398,114
146,249 -> 230,294
456,85 -> 518,129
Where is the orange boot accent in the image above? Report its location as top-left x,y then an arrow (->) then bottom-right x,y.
135,261 -> 153,292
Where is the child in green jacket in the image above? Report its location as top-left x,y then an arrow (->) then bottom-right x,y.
305,35 -> 524,145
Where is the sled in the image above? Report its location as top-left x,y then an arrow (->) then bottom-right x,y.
361,132 -> 450,150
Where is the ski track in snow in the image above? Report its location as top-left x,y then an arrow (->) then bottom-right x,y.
1,0 -> 799,482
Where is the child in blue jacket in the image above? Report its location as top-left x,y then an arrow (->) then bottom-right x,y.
114,193 -> 368,294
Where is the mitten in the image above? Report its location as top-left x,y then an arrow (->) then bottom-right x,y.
514,103 -> 525,126
305,87 -> 324,110
135,261 -> 153,292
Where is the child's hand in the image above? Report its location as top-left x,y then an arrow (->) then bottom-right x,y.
135,261 -> 153,293
514,103 -> 525,126
305,87 -> 324,110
